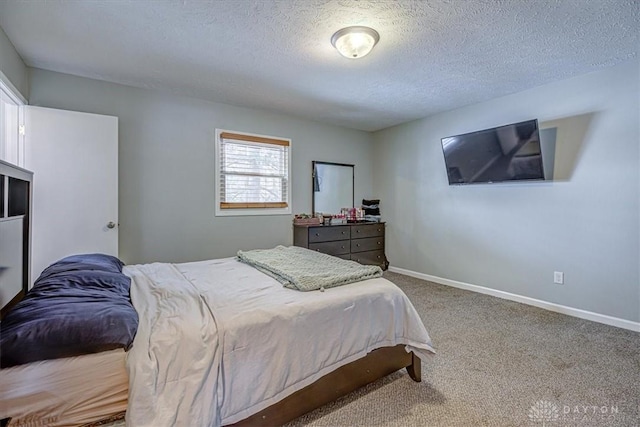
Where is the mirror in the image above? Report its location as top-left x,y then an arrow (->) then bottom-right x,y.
312,161 -> 354,215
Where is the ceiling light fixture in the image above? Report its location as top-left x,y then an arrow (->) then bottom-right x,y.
331,26 -> 380,59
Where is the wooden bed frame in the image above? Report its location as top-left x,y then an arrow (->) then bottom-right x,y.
81,345 -> 420,427
230,344 -> 421,426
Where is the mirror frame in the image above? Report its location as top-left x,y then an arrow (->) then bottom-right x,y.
312,161 -> 354,216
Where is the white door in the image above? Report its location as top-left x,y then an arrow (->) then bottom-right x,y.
25,106 -> 118,281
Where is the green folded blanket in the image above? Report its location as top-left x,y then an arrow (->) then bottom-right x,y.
237,245 -> 382,291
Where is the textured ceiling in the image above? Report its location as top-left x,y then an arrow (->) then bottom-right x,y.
0,0 -> 638,131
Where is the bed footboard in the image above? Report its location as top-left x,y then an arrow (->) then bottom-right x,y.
228,344 -> 421,427
73,345 -> 422,427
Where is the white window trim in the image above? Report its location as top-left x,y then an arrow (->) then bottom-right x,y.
0,70 -> 28,105
0,71 -> 27,168
215,128 -> 292,217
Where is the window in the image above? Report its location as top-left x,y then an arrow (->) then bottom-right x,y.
215,129 -> 291,216
0,76 -> 25,167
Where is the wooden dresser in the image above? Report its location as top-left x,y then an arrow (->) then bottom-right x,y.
293,222 -> 388,270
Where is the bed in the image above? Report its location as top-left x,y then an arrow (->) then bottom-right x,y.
1,249 -> 434,427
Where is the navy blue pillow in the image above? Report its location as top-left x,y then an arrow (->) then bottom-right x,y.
36,253 -> 124,283
0,255 -> 138,368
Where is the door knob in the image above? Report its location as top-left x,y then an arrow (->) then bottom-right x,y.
107,221 -> 117,229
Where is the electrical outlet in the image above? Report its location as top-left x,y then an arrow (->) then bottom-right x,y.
554,271 -> 564,284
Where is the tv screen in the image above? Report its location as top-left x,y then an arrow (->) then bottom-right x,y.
441,119 -> 545,185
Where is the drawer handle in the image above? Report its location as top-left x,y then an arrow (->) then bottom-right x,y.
356,230 -> 360,233
341,245 -> 345,249
356,243 -> 360,247
341,231 -> 345,234
377,255 -> 381,259
315,233 -> 320,236
377,241 -> 381,245
377,228 -> 381,232
355,259 -> 360,262
316,249 -> 320,252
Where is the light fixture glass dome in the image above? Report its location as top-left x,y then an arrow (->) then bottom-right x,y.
331,26 -> 380,59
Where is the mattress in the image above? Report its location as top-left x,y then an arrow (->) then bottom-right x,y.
125,257 -> 434,426
0,349 -> 128,427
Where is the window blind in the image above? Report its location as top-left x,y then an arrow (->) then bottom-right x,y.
218,132 -> 290,209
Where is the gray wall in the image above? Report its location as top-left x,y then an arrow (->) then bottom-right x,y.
0,26 -> 28,99
372,60 -> 639,322
28,68 -> 374,265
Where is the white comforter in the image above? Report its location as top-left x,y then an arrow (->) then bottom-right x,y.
124,257 -> 434,427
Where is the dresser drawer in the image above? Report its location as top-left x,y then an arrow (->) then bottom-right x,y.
351,236 -> 384,253
308,226 -> 350,243
351,223 -> 384,239
293,222 -> 387,270
350,250 -> 386,266
309,240 -> 350,256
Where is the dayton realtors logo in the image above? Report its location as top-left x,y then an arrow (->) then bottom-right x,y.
528,400 -> 560,426
528,400 -> 624,424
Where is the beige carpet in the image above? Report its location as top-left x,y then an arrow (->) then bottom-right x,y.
284,271 -> 640,427
101,272 -> 639,426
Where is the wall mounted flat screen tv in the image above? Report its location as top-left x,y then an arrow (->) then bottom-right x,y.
441,119 -> 545,185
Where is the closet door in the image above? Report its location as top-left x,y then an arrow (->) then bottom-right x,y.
25,106 -> 118,281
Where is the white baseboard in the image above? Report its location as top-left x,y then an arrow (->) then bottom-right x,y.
388,266 -> 640,333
